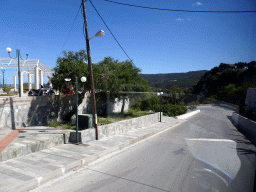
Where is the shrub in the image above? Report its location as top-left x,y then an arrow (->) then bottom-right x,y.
167,105 -> 187,117
131,96 -> 160,112
187,101 -> 200,106
47,119 -> 59,128
62,123 -> 75,130
3,86 -> 11,94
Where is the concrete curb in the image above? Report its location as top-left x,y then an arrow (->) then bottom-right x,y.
176,110 -> 200,119
0,132 -> 68,163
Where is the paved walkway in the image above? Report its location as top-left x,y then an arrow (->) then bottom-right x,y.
0,116 -> 188,192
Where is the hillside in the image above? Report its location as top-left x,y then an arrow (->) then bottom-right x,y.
193,62 -> 256,97
141,70 -> 208,89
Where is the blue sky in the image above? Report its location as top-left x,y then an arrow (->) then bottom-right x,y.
0,0 -> 255,84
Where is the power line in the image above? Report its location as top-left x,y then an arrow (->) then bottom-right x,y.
59,4 -> 82,55
88,0 -> 134,63
103,0 -> 256,13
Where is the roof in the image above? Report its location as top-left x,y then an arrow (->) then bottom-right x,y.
0,58 -> 54,77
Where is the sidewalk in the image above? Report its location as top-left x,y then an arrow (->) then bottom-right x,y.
0,111 -> 199,192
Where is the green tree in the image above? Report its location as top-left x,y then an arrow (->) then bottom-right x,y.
93,57 -> 151,98
168,85 -> 183,96
51,50 -> 89,92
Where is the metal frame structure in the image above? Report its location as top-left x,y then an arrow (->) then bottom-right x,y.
0,58 -> 54,77
0,58 -> 54,95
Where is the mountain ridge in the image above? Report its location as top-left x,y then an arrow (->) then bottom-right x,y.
141,70 -> 208,89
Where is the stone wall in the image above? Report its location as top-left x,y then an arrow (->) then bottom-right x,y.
70,112 -> 160,143
0,92 -> 131,130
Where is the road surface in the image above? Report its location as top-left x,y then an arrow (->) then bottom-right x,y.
33,105 -> 256,192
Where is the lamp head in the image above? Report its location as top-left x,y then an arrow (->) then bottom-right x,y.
64,78 -> 71,82
6,47 -> 12,53
95,30 -> 105,37
81,76 -> 87,82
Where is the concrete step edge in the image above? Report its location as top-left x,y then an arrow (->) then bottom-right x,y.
0,134 -> 65,163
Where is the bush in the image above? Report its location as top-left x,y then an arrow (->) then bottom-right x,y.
131,96 -> 160,112
47,119 -> 59,128
166,104 -> 187,117
187,101 -> 200,106
3,86 -> 11,94
131,96 -> 187,117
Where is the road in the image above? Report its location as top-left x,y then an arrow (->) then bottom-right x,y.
33,105 -> 256,192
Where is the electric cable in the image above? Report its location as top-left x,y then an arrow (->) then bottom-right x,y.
88,0 -> 134,63
59,4 -> 82,55
103,0 -> 256,13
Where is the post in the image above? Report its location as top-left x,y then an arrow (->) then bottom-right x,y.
160,94 -> 162,122
75,77 -> 79,144
20,72 -> 23,96
34,66 -> 39,90
2,70 -> 4,87
82,0 -> 98,140
28,73 -> 32,90
39,70 -> 43,87
17,50 -> 21,97
13,76 -> 16,91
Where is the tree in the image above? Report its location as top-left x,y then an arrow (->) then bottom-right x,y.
51,50 -> 89,92
93,57 -> 151,98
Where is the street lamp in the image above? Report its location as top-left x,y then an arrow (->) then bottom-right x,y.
82,0 -> 105,140
89,30 -> 105,40
1,68 -> 5,88
65,76 -> 87,144
6,47 -> 28,97
157,92 -> 163,122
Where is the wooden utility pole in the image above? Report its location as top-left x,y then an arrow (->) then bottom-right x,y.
82,0 -> 98,140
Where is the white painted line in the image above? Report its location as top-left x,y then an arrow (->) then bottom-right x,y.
37,177 -> 43,185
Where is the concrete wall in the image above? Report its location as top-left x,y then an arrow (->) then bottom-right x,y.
245,88 -> 256,109
70,112 -> 160,143
0,92 -> 131,130
231,112 -> 256,138
106,93 -> 129,114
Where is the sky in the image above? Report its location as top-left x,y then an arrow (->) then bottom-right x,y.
0,0 -> 256,84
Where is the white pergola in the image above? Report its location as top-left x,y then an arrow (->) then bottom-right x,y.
0,58 -> 54,96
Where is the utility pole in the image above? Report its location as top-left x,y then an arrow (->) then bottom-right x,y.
82,0 -> 98,140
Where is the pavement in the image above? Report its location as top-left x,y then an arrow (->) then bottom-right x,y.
0,110 -> 200,192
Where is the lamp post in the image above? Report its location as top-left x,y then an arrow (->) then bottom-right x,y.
65,76 -> 87,144
6,47 -> 28,97
157,92 -> 163,122
1,69 -> 5,88
82,0 -> 105,140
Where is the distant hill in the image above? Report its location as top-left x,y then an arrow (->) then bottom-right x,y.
193,61 -> 256,97
141,70 -> 208,89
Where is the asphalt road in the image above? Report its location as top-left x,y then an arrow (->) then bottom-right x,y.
34,105 -> 256,192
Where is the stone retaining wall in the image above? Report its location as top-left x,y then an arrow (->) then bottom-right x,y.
70,112 -> 161,143
0,92 -> 130,129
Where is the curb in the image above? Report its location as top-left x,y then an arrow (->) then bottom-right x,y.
25,121 -> 183,192
0,133 -> 67,163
